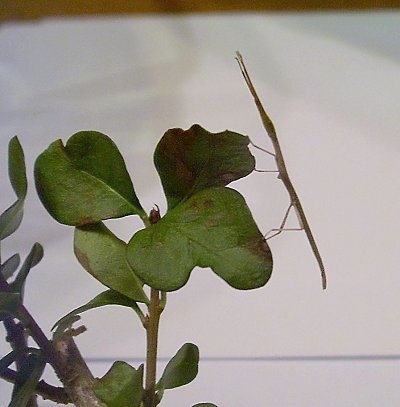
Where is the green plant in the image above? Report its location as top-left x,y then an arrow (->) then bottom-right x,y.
1,123 -> 273,406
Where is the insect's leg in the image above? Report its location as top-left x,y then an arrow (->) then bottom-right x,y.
249,139 -> 280,174
254,169 -> 279,174
248,138 -> 275,157
264,202 -> 303,240
264,203 -> 293,240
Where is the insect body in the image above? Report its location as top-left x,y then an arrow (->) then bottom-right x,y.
236,52 -> 327,290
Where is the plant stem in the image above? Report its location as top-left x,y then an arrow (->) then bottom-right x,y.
144,288 -> 163,407
0,274 -> 105,407
0,367 -> 70,404
0,274 -> 57,365
3,317 -> 39,407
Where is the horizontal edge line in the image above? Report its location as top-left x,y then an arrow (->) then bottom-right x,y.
86,354 -> 400,364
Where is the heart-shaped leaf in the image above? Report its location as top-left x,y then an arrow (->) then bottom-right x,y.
154,125 -> 255,209
94,362 -> 144,407
157,343 -> 199,390
127,187 -> 272,291
34,131 -> 145,226
74,223 -> 149,303
0,137 -> 27,240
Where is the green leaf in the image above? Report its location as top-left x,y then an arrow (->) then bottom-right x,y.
157,343 -> 199,390
34,131 -> 145,226
52,289 -> 144,333
10,243 -> 43,296
154,124 -> 255,209
127,187 -> 272,291
8,136 -> 27,200
74,223 -> 149,303
1,254 -> 21,280
0,200 -> 24,241
0,137 -> 27,240
94,361 -> 143,407
9,353 -> 46,407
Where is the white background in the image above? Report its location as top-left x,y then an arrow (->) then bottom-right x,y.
1,11 -> 400,406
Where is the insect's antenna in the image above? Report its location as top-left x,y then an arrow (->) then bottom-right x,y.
235,52 -> 255,94
235,52 -> 261,97
235,52 -> 277,137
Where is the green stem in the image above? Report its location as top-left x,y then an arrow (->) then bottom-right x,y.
144,288 -> 163,407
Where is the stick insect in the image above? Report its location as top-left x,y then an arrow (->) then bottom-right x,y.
235,52 -> 327,290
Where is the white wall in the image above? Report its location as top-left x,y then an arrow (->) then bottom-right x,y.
1,11 -> 399,406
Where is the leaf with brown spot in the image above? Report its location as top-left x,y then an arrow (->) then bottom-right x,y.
127,187 -> 272,291
154,124 -> 255,210
74,222 -> 149,303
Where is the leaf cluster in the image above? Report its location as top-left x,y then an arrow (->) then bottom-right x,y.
1,124 -> 274,406
0,138 -> 47,407
34,125 -> 272,296
33,125 -> 273,406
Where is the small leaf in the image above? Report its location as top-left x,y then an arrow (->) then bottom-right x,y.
0,201 -> 24,241
192,404 -> 218,407
52,289 -> 144,333
74,223 -> 149,303
9,353 -> 46,407
10,243 -> 43,296
1,254 -> 21,280
0,137 -> 27,240
34,131 -> 145,226
127,187 -> 273,291
94,361 -> 143,407
157,343 -> 199,390
154,124 -> 255,209
8,136 -> 27,200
